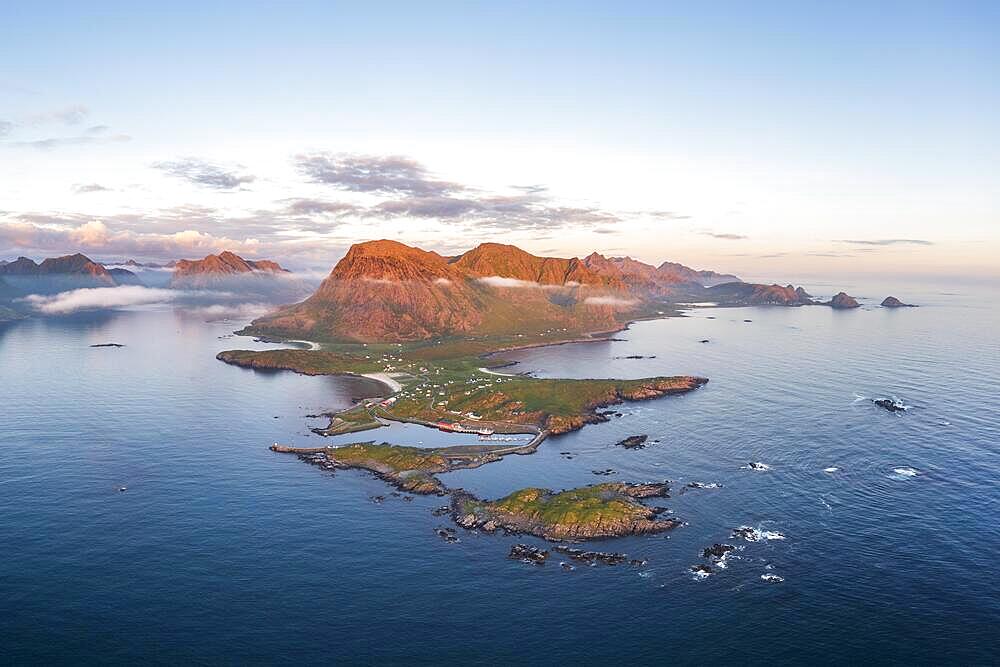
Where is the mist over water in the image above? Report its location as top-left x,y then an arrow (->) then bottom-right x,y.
2,283 -> 998,663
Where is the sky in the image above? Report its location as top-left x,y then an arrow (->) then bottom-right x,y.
1,1 -> 997,281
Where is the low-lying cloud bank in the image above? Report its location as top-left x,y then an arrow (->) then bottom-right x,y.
23,286 -> 184,314
20,285 -> 275,317
477,276 -> 581,290
583,295 -> 637,307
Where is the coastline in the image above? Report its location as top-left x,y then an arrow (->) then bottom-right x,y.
361,372 -> 403,394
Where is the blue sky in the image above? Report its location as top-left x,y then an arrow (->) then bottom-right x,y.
2,1 -> 997,278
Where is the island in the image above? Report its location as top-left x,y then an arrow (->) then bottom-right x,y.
218,348 -> 707,437
451,482 -> 676,540
271,440 -> 542,495
881,296 -> 916,308
828,292 -> 861,309
216,240 -> 849,549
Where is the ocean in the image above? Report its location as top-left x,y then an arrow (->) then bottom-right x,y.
2,280 -> 998,664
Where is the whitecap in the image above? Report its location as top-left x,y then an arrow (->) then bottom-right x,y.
732,526 -> 761,542
761,573 -> 784,583
761,531 -> 786,541
823,467 -> 840,473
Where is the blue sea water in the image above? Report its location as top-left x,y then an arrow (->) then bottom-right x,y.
2,282 -> 999,664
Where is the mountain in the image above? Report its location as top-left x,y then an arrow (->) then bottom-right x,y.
706,282 -> 816,306
246,240 -> 630,342
453,243 -> 624,290
111,259 -> 176,269
0,253 -> 133,294
657,261 -> 740,287
107,268 -> 145,286
581,252 -> 736,296
170,251 -> 288,287
244,240 -> 847,343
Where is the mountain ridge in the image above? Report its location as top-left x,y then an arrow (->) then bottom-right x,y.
245,239 -> 826,343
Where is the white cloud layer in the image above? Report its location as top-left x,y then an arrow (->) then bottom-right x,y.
477,276 -> 546,289
583,295 -> 636,307
23,286 -> 184,314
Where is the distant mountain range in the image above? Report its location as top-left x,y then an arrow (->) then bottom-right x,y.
243,240 -> 837,343
0,244 -> 860,327
169,251 -> 288,288
0,253 -> 134,294
0,251 -> 293,319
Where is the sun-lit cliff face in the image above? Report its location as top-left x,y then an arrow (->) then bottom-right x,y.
169,251 -> 288,287
244,240 -> 642,342
242,239 -> 829,343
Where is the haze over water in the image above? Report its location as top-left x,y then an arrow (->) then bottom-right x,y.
2,281 -> 998,663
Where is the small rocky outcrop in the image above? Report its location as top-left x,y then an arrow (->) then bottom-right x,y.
828,292 -> 860,309
509,544 -> 549,564
614,435 -> 648,449
553,546 -> 641,566
881,296 -> 915,308
702,543 -> 736,559
873,398 -> 906,412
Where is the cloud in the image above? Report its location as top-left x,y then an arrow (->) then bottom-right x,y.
295,153 -> 461,197
292,152 -> 626,231
0,219 -> 261,259
72,183 -> 110,194
1,106 -> 131,150
477,275 -> 545,289
28,105 -> 89,126
7,134 -> 132,150
630,210 -> 690,221
511,184 -> 548,195
20,284 -> 277,319
702,232 -> 748,240
181,302 -> 274,321
374,193 -> 620,231
836,238 -> 933,246
153,158 -> 255,189
583,296 -> 636,306
23,285 -> 184,314
282,198 -> 358,216
476,275 -> 584,289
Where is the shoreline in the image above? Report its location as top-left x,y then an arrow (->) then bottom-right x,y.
286,339 -> 321,351
361,372 -> 403,394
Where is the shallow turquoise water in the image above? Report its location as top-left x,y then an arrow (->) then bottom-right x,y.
2,283 -> 998,664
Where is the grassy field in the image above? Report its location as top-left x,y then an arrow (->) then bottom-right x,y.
329,442 -> 450,473
218,343 -> 705,435
453,483 -> 675,539
215,349 -> 381,374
